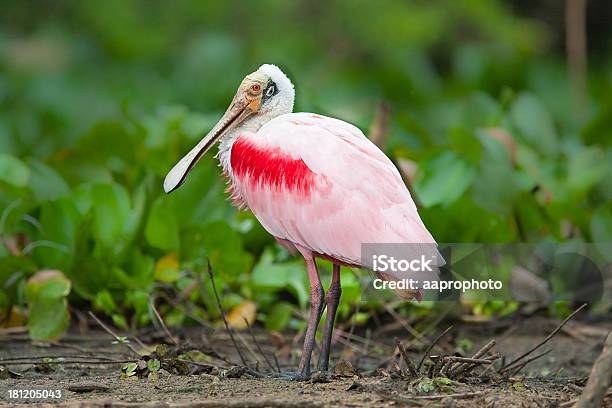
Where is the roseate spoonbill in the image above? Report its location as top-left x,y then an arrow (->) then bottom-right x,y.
164,64 -> 438,379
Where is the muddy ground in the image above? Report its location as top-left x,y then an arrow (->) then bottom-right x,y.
1,315 -> 611,407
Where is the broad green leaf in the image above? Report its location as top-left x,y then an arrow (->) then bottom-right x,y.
111,313 -> 128,330
414,151 -> 476,207
145,196 -> 179,251
567,146 -> 607,195
252,250 -> 307,307
27,159 -> 69,201
0,154 -> 30,188
0,256 -> 38,303
25,270 -> 71,340
471,129 -> 523,215
90,183 -> 131,248
591,204 -> 612,243
510,92 -> 557,156
93,290 -> 118,315
33,198 -> 81,271
168,159 -> 233,227
196,221 -> 252,281
265,301 -> 294,331
122,248 -> 155,288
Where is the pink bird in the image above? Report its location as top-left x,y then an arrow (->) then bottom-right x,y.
164,64 -> 437,379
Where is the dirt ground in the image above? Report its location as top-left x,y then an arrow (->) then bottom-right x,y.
1,316 -> 611,407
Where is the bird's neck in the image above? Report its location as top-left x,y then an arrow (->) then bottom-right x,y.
216,116 -> 271,180
217,94 -> 294,178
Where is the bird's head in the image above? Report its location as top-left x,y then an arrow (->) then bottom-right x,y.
163,64 -> 294,193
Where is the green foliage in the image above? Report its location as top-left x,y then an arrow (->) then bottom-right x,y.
24,271 -> 71,340
0,0 -> 610,339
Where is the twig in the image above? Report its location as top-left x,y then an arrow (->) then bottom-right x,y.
395,337 -> 417,377
384,304 -> 425,347
149,298 -> 179,345
0,355 -> 118,363
272,353 -> 281,373
444,356 -> 496,365
0,359 -> 135,366
244,318 -> 276,373
341,302 -> 361,357
205,259 -> 247,366
87,311 -> 141,357
501,349 -> 552,375
500,303 -> 587,372
450,339 -> 496,376
463,353 -> 502,377
411,391 -> 485,400
417,325 -> 453,372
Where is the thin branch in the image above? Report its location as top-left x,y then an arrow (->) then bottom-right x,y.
443,356 -> 496,365
87,311 -> 141,357
506,349 -> 552,376
244,318 -> 276,373
0,355 -> 118,362
451,339 -> 496,376
205,259 -> 247,366
149,297 -> 179,345
272,353 -> 281,373
395,337 -> 417,377
417,325 -> 453,372
500,303 -> 587,372
0,359 -> 135,366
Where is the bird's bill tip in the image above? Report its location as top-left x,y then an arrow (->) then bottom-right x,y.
162,92 -> 253,194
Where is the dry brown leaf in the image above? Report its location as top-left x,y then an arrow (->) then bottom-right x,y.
227,300 -> 256,329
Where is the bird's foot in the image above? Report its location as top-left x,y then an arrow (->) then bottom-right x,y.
267,371 -> 311,381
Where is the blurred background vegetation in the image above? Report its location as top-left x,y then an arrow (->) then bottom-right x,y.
0,0 -> 610,340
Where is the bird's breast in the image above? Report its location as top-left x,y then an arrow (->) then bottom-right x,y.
228,136 -> 318,199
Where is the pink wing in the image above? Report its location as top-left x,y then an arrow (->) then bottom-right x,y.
229,112 -> 437,267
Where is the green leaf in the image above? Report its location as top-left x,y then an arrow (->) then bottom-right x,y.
0,154 -> 30,188
417,378 -> 436,393
252,250 -> 308,307
91,183 -> 131,247
434,377 -> 452,386
414,151 -> 476,207
27,159 -> 69,201
471,129 -> 523,215
25,270 -> 71,341
196,221 -> 252,281
121,362 -> 138,377
145,196 -> 179,251
112,314 -> 128,330
34,198 -> 81,271
265,301 -> 294,331
94,290 -> 118,315
566,146 -> 607,195
510,92 -> 557,155
591,204 -> 612,243
147,358 -> 161,372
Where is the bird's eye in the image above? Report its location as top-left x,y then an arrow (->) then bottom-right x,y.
266,85 -> 276,97
251,84 -> 261,93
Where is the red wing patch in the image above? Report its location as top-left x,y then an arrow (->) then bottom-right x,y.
230,137 -> 316,196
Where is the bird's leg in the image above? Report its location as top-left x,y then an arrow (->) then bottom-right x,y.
317,263 -> 341,372
297,252 -> 324,379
